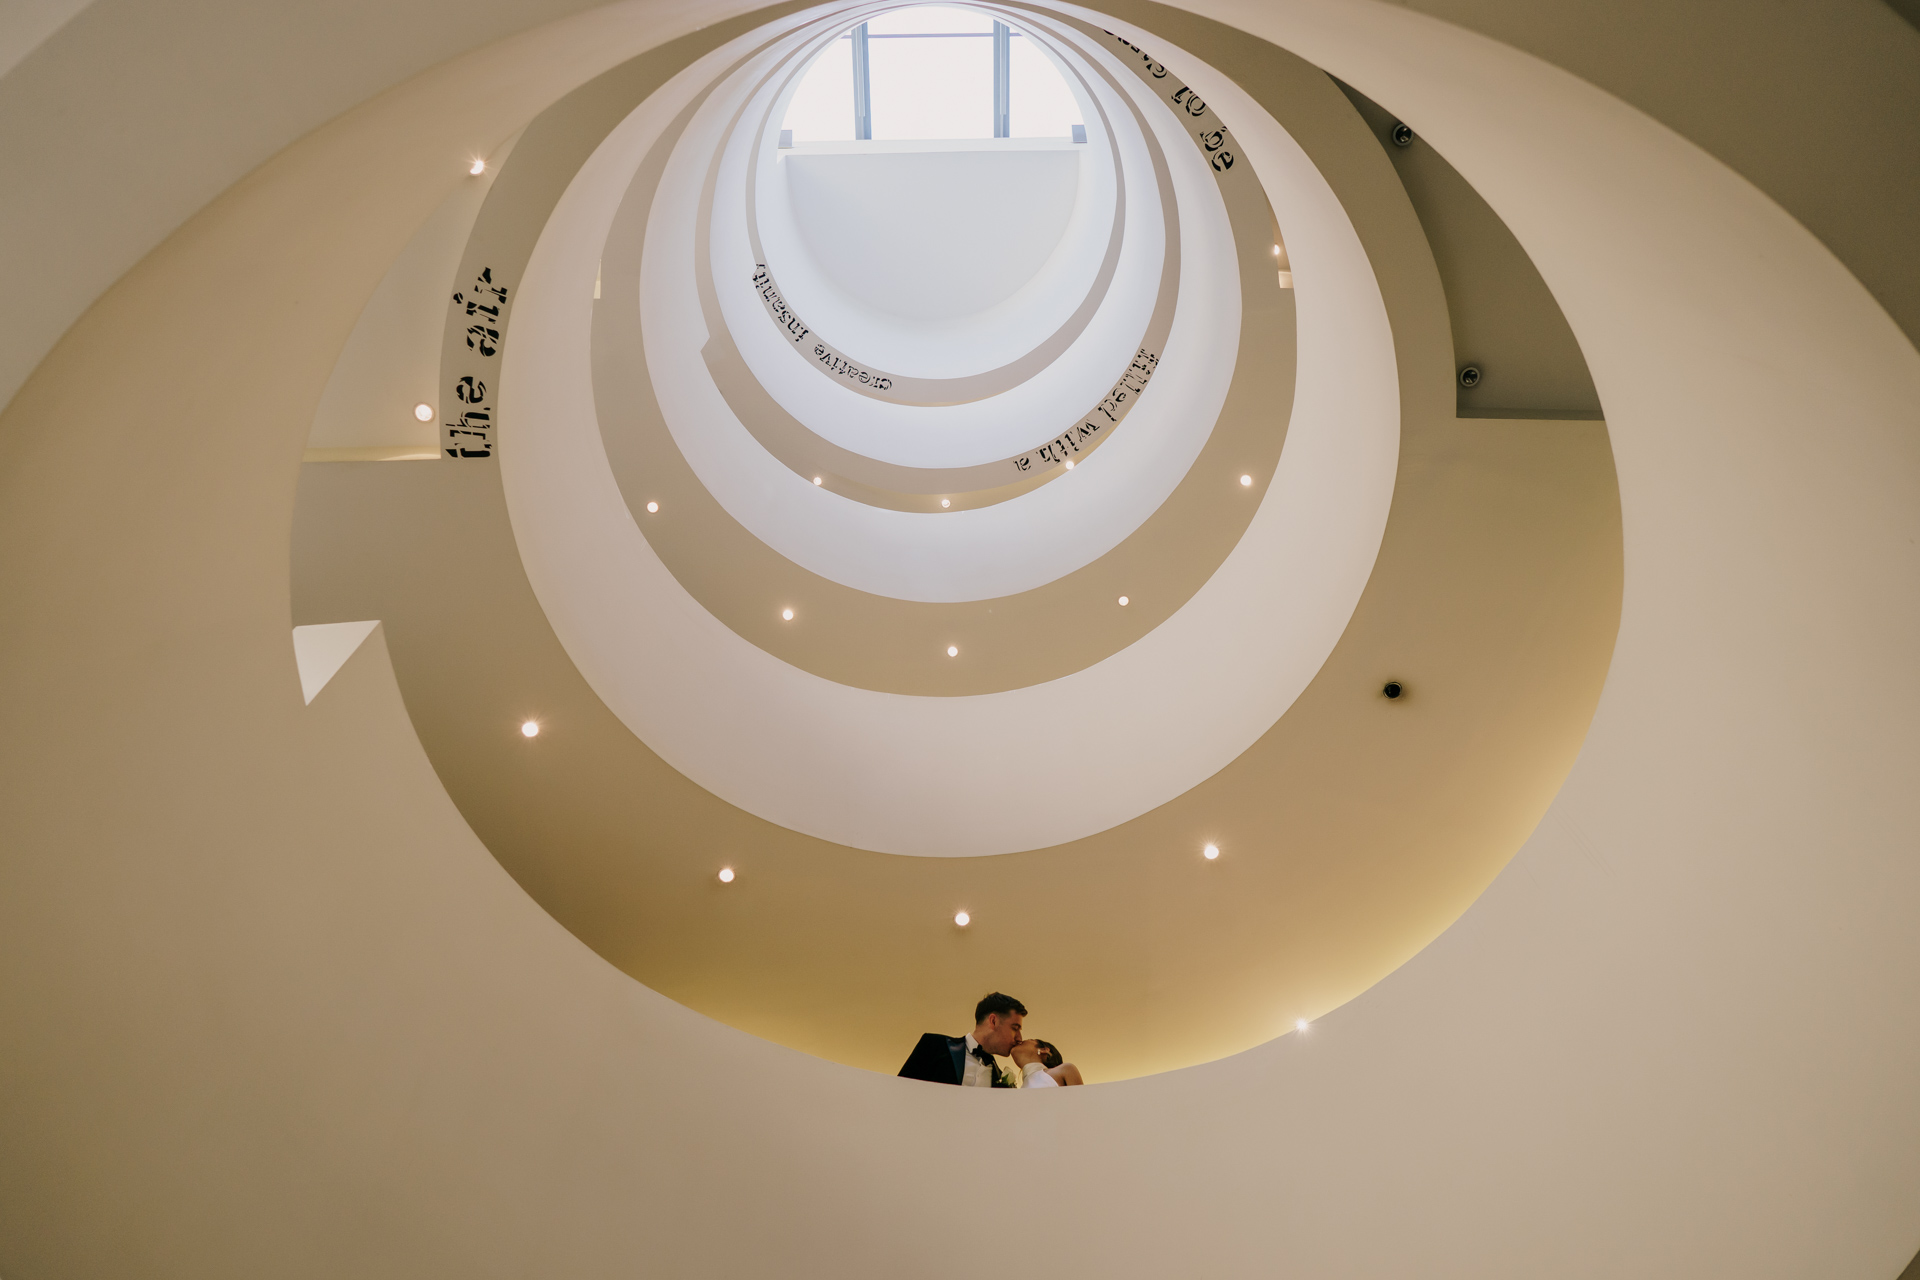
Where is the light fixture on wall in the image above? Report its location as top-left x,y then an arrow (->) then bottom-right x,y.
520,721 -> 539,738
781,608 -> 794,621
1296,1018 -> 1311,1032
954,911 -> 970,927
813,476 -> 823,485
940,498 -> 951,508
646,501 -> 659,513
469,158 -> 486,175
947,645 -> 959,658
1240,474 -> 1253,487
1203,844 -> 1220,860
412,402 -> 433,422
1063,459 -> 1075,470
718,867 -> 735,883
1118,595 -> 1129,606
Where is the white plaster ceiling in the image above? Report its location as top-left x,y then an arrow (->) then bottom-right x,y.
783,145 -> 1083,321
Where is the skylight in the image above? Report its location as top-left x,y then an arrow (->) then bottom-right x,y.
782,6 -> 1083,142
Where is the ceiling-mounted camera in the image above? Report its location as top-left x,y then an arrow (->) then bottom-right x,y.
1390,122 -> 1414,147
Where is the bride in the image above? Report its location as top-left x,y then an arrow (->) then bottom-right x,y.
1025,1039 -> 1084,1086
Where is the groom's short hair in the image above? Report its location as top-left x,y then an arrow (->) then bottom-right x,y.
974,992 -> 1028,1025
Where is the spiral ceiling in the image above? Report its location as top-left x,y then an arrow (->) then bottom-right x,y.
11,0 -> 1917,1272
287,0 -> 1622,1080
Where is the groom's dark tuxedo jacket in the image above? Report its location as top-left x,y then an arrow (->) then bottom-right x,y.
898,1033 -> 970,1085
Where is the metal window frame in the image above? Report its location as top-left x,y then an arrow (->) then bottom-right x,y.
992,22 -> 1011,138
851,23 -> 872,141
848,20 -> 1016,141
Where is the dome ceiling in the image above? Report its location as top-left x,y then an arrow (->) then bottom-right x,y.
291,0 -> 1622,1081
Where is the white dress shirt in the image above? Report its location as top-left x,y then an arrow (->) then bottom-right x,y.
961,1034 -> 1059,1088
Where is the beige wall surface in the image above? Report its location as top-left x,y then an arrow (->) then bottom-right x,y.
2,3 -> 1918,1279
1379,0 -> 1920,346
0,0 -> 748,419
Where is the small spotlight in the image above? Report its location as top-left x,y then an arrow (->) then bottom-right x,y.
1118,595 -> 1129,606
941,498 -> 951,508
947,645 -> 959,658
781,608 -> 794,621
413,402 -> 433,422
469,158 -> 486,175
1203,844 -> 1219,860
954,911 -> 970,927
813,476 -> 823,485
646,501 -> 659,513
1240,474 -> 1253,487
1296,1018 -> 1310,1032
1063,459 -> 1075,470
1272,244 -> 1281,256
718,867 -> 735,883
521,721 -> 539,738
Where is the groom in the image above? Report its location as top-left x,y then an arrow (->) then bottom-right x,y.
897,992 -> 1058,1088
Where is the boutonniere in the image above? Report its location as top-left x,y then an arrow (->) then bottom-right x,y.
989,1060 -> 1014,1088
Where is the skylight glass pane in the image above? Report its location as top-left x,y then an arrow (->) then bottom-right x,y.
782,35 -> 855,141
1008,33 -> 1083,138
867,4 -> 993,34
868,27 -> 993,139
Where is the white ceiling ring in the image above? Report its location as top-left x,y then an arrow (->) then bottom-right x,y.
707,15 -> 1174,472
496,13 -> 1398,855
672,18 -> 1183,507
631,18 -> 1238,602
579,19 -> 1299,693
585,69 -> 1297,691
744,13 -> 1126,393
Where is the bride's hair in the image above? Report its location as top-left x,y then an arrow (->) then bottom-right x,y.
1031,1040 -> 1063,1070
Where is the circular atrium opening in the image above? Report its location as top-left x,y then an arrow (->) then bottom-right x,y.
286,0 -> 1621,1088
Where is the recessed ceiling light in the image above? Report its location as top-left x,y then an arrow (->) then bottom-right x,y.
470,159 -> 486,175
954,910 -> 970,927
1272,244 -> 1281,256
941,498 -> 951,508
1203,843 -> 1219,860
1063,459 -> 1075,470
413,402 -> 433,422
646,501 -> 658,513
521,721 -> 539,738
781,608 -> 794,621
718,867 -> 735,883
1240,474 -> 1253,487
813,476 -> 823,485
1118,595 -> 1129,606
1296,1018 -> 1310,1032
947,645 -> 959,658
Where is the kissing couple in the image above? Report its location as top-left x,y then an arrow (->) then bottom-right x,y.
897,992 -> 1083,1088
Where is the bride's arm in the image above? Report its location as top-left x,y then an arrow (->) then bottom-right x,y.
1049,1063 -> 1084,1087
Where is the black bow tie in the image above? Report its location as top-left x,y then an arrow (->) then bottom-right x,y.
970,1044 -> 994,1063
